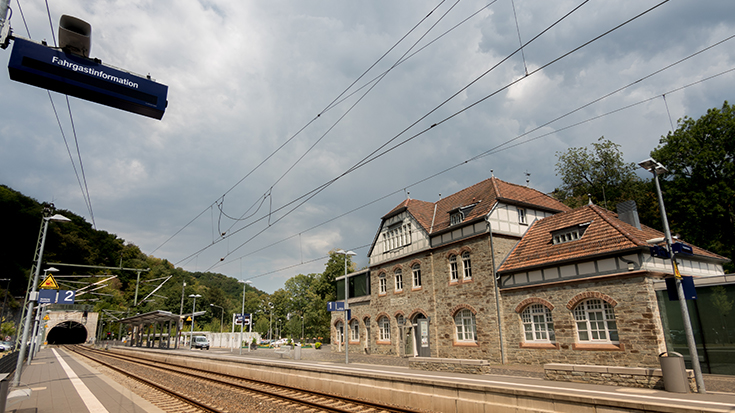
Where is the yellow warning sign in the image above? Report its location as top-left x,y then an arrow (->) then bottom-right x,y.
674,261 -> 682,279
186,316 -> 192,321
39,274 -> 59,289
43,314 -> 50,321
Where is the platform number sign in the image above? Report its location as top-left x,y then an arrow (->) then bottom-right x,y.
37,289 -> 75,304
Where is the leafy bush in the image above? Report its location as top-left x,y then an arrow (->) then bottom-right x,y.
315,342 -> 322,349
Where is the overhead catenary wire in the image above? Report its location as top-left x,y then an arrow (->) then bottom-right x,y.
151,0 -> 451,255
217,64 -> 735,279
206,23 -> 734,274
217,0 -> 463,240
173,0 -> 594,268
198,0 -> 661,269
16,0 -> 97,227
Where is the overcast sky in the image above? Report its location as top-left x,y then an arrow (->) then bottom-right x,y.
2,0 -> 733,293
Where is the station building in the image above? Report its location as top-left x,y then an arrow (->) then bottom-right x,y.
330,176 -> 730,369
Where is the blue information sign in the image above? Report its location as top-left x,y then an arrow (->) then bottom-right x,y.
665,276 -> 697,301
38,289 -> 57,304
37,289 -> 75,304
8,37 -> 168,119
327,301 -> 345,312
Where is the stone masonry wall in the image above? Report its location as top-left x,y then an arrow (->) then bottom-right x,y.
500,274 -> 667,367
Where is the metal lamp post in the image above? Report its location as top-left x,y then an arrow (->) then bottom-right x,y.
210,303 -> 224,333
237,280 -> 251,354
269,302 -> 273,342
335,249 -> 356,365
639,157 -> 705,393
188,294 -> 201,349
14,213 -> 70,387
29,267 -> 58,361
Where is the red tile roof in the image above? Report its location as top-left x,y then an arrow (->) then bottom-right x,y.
384,177 -> 570,234
498,204 -> 728,273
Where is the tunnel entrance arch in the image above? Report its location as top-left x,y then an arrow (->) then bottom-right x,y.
47,321 -> 88,344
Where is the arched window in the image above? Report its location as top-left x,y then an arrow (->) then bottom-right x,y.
378,316 -> 391,341
573,299 -> 618,343
336,321 -> 344,343
521,304 -> 555,342
454,309 -> 476,342
412,264 -> 422,288
350,320 -> 359,342
394,268 -> 403,292
449,255 -> 458,281
462,251 -> 472,280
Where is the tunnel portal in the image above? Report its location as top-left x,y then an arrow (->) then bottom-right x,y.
46,321 -> 88,344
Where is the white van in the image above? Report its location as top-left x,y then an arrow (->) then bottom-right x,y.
192,336 -> 209,350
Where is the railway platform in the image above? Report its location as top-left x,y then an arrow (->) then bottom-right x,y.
5,344 -> 735,412
5,347 -> 163,413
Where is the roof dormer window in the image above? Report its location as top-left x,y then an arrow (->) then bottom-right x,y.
551,221 -> 591,245
450,212 -> 463,226
449,203 -> 478,227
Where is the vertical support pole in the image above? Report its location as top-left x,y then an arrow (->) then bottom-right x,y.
652,171 -> 706,393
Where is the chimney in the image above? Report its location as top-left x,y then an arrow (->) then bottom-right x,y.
617,200 -> 641,230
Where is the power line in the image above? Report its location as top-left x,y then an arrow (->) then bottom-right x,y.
175,0 -> 659,270
152,0 -> 451,255
198,0 -> 662,270
207,16 -> 734,275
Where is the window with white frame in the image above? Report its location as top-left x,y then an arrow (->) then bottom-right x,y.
382,223 -> 413,252
412,264 -> 422,288
521,304 -> 555,342
552,221 -> 590,245
449,254 -> 459,281
350,320 -> 359,342
455,309 -> 477,342
394,268 -> 403,292
573,299 -> 618,343
462,251 -> 472,280
378,316 -> 391,341
450,212 -> 463,226
518,207 -> 527,224
336,321 -> 344,343
378,274 -> 387,295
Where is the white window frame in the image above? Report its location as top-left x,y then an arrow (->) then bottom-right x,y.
350,320 -> 359,342
521,304 -> 555,342
449,255 -> 459,281
412,264 -> 422,289
518,207 -> 527,225
379,317 -> 391,341
455,309 -> 477,342
462,252 -> 472,280
573,299 -> 618,343
394,269 -> 403,292
336,321 -> 344,343
378,275 -> 387,295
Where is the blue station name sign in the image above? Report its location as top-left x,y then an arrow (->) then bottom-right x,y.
8,37 -> 168,119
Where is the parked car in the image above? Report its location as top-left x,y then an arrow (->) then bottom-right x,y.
192,336 -> 210,350
0,341 -> 13,352
270,338 -> 288,347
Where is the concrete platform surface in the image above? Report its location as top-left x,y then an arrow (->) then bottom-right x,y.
6,347 -> 163,413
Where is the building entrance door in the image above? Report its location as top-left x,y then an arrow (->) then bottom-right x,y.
414,315 -> 430,357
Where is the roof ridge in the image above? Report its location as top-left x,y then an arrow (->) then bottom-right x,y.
589,204 -> 645,247
490,177 -> 500,198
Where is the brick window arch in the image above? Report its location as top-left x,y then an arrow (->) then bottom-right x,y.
566,291 -> 617,310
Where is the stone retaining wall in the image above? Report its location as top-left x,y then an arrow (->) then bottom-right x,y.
544,363 -> 696,392
409,357 -> 491,374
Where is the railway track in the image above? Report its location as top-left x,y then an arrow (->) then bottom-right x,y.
68,345 -> 429,413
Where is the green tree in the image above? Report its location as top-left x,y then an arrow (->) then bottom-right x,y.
651,101 -> 735,272
554,137 -> 644,209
